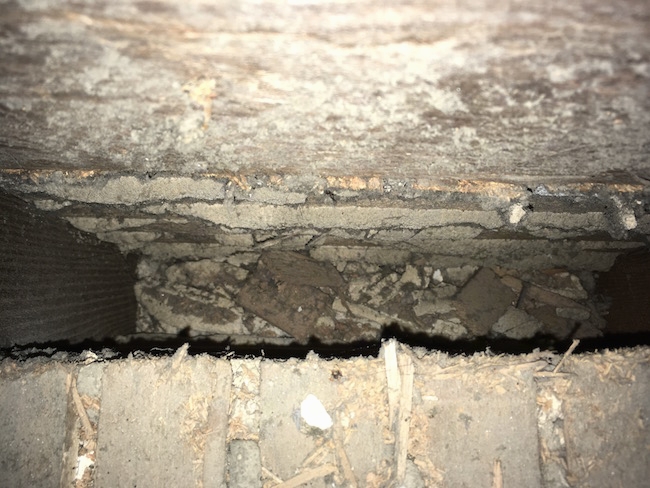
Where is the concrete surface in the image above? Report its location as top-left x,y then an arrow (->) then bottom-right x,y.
1,342 -> 648,488
94,350 -> 231,488
0,363 -> 71,488
414,354 -> 542,487
228,440 -> 262,488
1,0 -> 649,179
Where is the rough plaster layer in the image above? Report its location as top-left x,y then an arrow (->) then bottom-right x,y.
1,173 -> 647,270
0,0 -> 649,179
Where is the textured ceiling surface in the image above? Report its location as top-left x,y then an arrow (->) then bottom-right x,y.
1,0 -> 649,180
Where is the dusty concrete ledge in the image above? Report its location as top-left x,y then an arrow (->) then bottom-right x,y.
0,362 -> 72,487
1,342 -> 648,488
1,171 -> 647,263
94,354 -> 231,487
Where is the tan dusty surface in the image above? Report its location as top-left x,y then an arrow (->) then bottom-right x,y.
2,342 -> 648,487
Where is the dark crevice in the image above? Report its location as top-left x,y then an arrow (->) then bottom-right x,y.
3,330 -> 650,363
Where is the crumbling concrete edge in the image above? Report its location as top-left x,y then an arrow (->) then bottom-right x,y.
1,170 -> 647,256
1,168 -> 647,204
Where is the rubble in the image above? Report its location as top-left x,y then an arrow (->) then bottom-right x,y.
456,268 -> 518,336
134,250 -> 608,345
492,308 -> 544,340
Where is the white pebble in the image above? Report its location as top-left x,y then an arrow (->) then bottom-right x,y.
300,394 -> 333,430
432,269 -> 444,283
509,203 -> 526,224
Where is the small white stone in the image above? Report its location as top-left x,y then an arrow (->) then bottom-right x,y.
75,454 -> 94,480
332,297 -> 347,313
432,319 -> 467,340
443,265 -> 478,286
432,269 -> 443,283
622,211 -> 637,230
316,316 -> 335,329
534,185 -> 551,196
612,196 -> 638,230
509,203 -> 527,224
300,394 -> 333,430
492,308 -> 542,339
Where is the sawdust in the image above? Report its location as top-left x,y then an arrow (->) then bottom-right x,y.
182,394 -> 211,456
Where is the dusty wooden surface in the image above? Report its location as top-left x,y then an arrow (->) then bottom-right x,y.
1,0 -> 649,180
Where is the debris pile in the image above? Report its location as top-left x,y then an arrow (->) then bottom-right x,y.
134,251 -> 604,344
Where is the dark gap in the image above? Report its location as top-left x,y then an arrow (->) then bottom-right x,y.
0,190 -> 138,346
595,247 -> 650,334
3,330 -> 650,362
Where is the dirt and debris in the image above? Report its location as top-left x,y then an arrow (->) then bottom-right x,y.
133,250 -> 606,346
236,252 -> 347,343
456,267 -> 517,336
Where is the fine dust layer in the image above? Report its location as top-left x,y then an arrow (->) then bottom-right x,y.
94,355 -> 231,488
